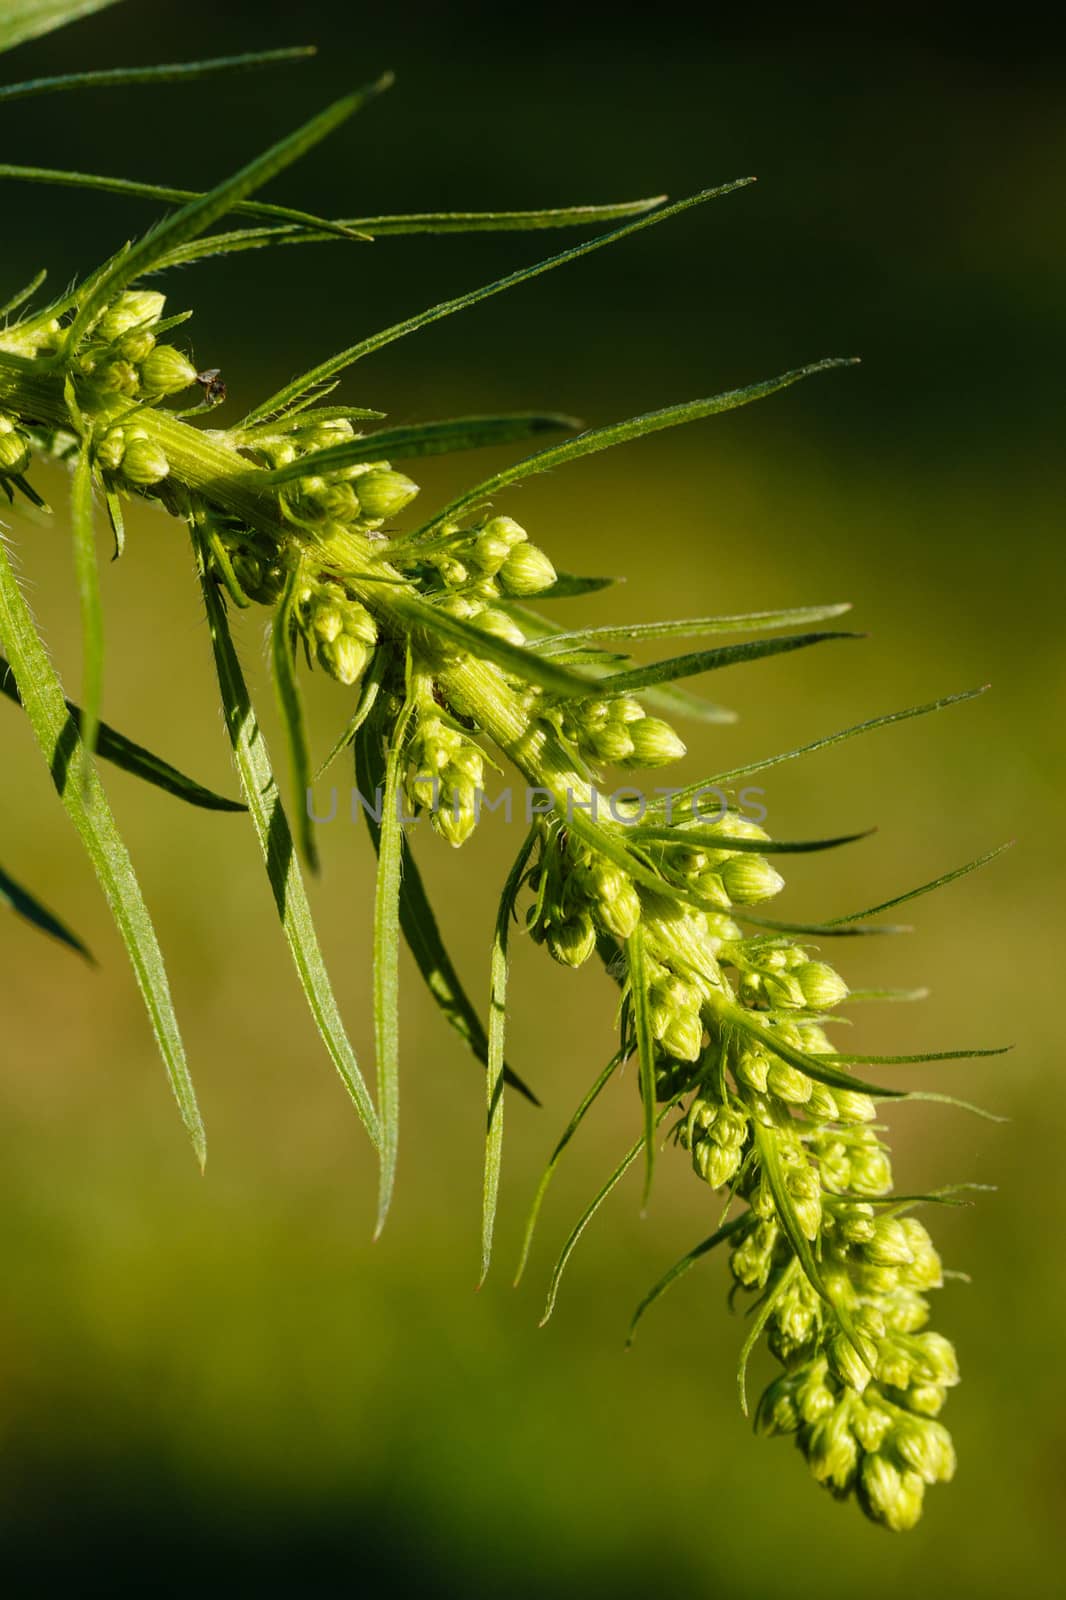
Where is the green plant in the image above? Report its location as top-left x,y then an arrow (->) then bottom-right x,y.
0,1 -> 1007,1531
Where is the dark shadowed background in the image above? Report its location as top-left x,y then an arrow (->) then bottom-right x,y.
1,1 -> 1063,1593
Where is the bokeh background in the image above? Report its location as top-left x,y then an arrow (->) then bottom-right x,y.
2,1 -> 1063,1592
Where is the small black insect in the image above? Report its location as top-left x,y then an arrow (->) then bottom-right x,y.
195,368 -> 227,406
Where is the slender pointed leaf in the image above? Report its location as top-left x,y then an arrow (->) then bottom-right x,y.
373,697 -> 415,1236
64,76 -> 390,353
1,652 -> 244,810
481,826 -> 537,1284
626,923 -> 658,1206
598,630 -> 860,697
0,535 -> 204,1163
68,445 -> 102,764
0,0 -> 124,54
265,412 -> 583,484
823,1046 -> 1011,1067
514,1053 -> 620,1287
315,654 -> 385,779
626,1214 -> 749,1347
846,986 -> 930,1004
418,362 -> 857,539
0,267 -> 46,318
632,824 -> 872,855
0,46 -> 316,103
388,590 -> 593,698
271,564 -> 317,871
722,997 -> 904,1099
196,556 -> 379,1148
241,182 -> 754,427
538,572 -> 621,600
353,726 -> 538,1104
534,603 -> 853,654
827,843 -> 1013,926
0,862 -> 91,957
540,1105 -> 675,1327
738,1260 -> 800,1416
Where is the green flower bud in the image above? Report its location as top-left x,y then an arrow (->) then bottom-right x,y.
796,1364 -> 837,1424
806,1409 -> 860,1492
498,541 -> 558,596
735,1047 -> 769,1093
796,961 -> 849,1010
473,607 -> 527,647
730,1220 -> 778,1290
693,1137 -> 742,1189
318,634 -> 370,686
849,1143 -> 893,1196
899,1383 -> 946,1417
756,1375 -> 801,1436
473,515 -> 527,575
357,466 -> 420,520
766,1058 -> 812,1105
859,1455 -> 926,1532
909,1331 -> 960,1387
624,716 -> 687,769
435,781 -> 477,847
828,1330 -> 874,1395
834,1089 -> 877,1125
864,1217 -> 916,1268
0,415 -> 31,477
807,1083 -> 839,1122
311,604 -> 344,644
897,1218 -> 943,1290
548,915 -> 597,968
139,344 -> 197,395
587,721 -> 636,763
891,1415 -> 956,1484
661,1009 -> 704,1063
719,855 -> 785,905
90,356 -> 140,397
121,433 -> 169,486
96,290 -> 165,342
851,1399 -> 894,1453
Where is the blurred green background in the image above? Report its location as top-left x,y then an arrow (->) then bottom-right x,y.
1,1 -> 1063,1592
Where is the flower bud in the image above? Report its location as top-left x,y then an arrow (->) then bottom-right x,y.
897,1218 -> 943,1290
319,635 -> 370,686
693,1137 -> 742,1189
833,1089 -> 877,1125
357,466 -> 420,520
864,1217 -> 916,1268
96,290 -> 165,342
0,415 -> 31,478
796,961 -> 849,1010
828,1330 -> 874,1395
661,1009 -> 704,1063
474,608 -> 526,646
766,1059 -> 812,1106
587,721 -> 636,763
859,1455 -> 926,1532
719,855 -> 785,905
498,541 -> 557,596
139,344 -> 197,395
121,433 -> 169,486
548,915 -> 596,968
848,1143 -> 893,1196
807,1084 -> 839,1122
756,1375 -> 801,1436
806,1410 -> 860,1492
90,356 -> 140,397
891,1415 -> 956,1484
910,1332 -> 959,1387
623,716 -> 687,769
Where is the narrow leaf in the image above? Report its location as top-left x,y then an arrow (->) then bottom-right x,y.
533,603 -> 853,654
598,630 -> 860,697
626,1214 -> 748,1346
68,446 -> 102,766
388,590 -> 593,698
632,824 -> 872,855
64,75 -> 390,351
846,986 -> 930,1004
0,862 -> 90,957
738,1260 -> 800,1416
827,843 -> 1013,926
481,827 -> 537,1284
626,923 -> 658,1206
0,266 -> 46,318
540,1105 -> 674,1327
196,556 -> 379,1148
373,697 -> 415,1235
353,726 -> 538,1105
0,163 -> 372,245
1,652 -> 244,810
0,534 -> 204,1162
0,46 -> 316,103
514,1053 -> 620,1287
418,363 -> 857,539
823,1046 -> 1011,1067
241,182 -> 753,427
344,198 -> 668,234
0,0 -> 125,54
679,686 -> 990,799
722,997 -> 904,1100
270,564 -> 317,871
265,412 -> 583,484
538,571 -> 621,600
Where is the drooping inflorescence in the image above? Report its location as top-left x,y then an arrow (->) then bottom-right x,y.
0,15 -> 1003,1535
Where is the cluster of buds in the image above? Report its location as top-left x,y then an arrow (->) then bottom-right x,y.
294,576 -> 377,687
403,710 -> 485,847
527,829 -> 643,967
95,421 -> 170,487
77,291 -> 197,410
261,417 -> 419,537
669,813 -> 785,908
681,1098 -> 750,1187
555,695 -> 687,770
